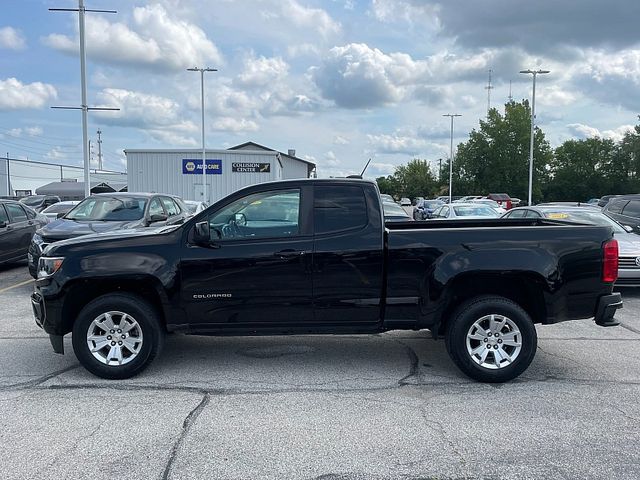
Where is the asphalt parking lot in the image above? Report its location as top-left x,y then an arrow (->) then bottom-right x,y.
1,262 -> 640,480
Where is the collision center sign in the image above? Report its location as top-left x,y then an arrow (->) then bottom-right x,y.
232,162 -> 271,173
182,159 -> 222,174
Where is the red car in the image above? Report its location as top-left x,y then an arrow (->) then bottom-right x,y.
487,193 -> 512,210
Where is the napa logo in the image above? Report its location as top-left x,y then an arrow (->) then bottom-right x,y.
182,158 -> 223,174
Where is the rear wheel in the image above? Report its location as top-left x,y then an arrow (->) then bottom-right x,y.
445,296 -> 537,383
72,293 -> 164,379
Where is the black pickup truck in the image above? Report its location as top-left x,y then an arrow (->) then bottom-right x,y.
31,179 -> 622,382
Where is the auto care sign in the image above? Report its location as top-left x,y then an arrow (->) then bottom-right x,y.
182,159 -> 222,174
232,162 -> 271,173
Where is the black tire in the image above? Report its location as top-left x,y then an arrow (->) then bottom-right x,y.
445,295 -> 537,383
72,293 -> 165,379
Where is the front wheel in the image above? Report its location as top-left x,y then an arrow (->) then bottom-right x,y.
72,293 -> 165,379
445,296 -> 537,383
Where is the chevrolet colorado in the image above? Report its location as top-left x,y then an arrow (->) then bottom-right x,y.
31,179 -> 622,382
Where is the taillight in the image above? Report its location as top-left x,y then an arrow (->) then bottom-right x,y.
602,239 -> 619,283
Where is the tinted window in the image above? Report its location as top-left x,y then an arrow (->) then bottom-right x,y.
507,209 -> 526,218
622,200 -> 640,218
160,197 -> 179,216
607,200 -> 628,214
209,189 -> 300,240
0,205 -> 8,224
525,210 -> 541,218
24,206 -> 36,219
5,203 -> 28,223
314,185 -> 367,234
66,197 -> 147,221
440,206 -> 450,218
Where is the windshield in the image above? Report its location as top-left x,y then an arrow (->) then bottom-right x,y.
65,196 -> 147,221
474,199 -> 500,208
184,202 -> 200,214
20,195 -> 45,206
425,200 -> 444,209
453,205 -> 498,217
543,210 -> 626,233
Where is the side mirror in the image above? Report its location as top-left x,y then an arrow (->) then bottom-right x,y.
623,225 -> 633,233
234,212 -> 247,227
0,221 -> 6,228
148,213 -> 168,224
193,221 -> 210,244
56,212 -> 66,219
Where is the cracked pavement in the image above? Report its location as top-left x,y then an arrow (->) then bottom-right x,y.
1,262 -> 640,479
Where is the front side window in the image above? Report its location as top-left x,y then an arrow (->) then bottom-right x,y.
208,189 -> 300,240
314,185 -> 367,234
0,205 -> 8,224
149,198 -> 165,217
440,206 -> 450,218
161,197 -> 180,216
507,209 -> 526,218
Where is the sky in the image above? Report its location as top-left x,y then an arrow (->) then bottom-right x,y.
1,0 -> 639,191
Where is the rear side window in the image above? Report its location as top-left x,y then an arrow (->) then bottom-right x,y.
24,207 -> 36,219
607,200 -> 628,214
314,185 -> 367,234
525,210 -> 541,218
5,203 -> 28,223
622,200 -> 640,218
506,210 -> 526,218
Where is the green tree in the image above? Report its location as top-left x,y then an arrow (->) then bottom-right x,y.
376,159 -> 438,199
453,101 -> 552,202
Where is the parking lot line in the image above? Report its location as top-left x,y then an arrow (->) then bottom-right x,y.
0,279 -> 33,294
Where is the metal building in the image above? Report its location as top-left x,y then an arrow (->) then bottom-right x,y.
125,143 -> 315,203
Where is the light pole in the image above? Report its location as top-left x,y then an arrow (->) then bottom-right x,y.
519,69 -> 550,206
187,67 -> 217,202
443,114 -> 461,204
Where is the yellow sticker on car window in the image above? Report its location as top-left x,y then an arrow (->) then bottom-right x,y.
250,200 -> 262,205
547,213 -> 569,219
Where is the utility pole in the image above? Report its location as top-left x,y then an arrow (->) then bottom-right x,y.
187,67 -> 217,202
508,80 -> 513,102
519,69 -> 550,206
5,152 -> 10,196
50,1 -> 119,198
442,114 -> 462,204
485,69 -> 494,116
96,129 -> 103,170
439,158 -> 442,181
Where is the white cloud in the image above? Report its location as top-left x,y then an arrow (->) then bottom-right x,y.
211,118 -> 259,133
369,162 -> 396,176
25,126 -> 43,136
43,4 -> 222,71
0,26 -> 25,50
5,126 -> 44,137
0,78 -> 57,110
371,0 -> 439,29
280,0 -> 341,38
237,55 -> 289,89
566,123 -> 635,142
333,135 -> 350,145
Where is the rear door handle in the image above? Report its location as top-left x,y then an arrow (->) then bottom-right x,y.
274,249 -> 305,258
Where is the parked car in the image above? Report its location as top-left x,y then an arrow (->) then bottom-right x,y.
470,199 -> 506,214
502,205 -> 640,287
537,202 -> 600,209
456,195 -> 484,203
32,178 -> 622,383
28,193 -> 188,277
40,201 -> 80,222
399,197 -> 411,206
184,200 -> 209,216
20,195 -> 61,213
603,195 -> 640,234
383,201 -> 412,222
511,197 -> 522,207
379,194 -> 395,203
598,195 -> 621,208
413,199 -> 444,220
430,203 -> 500,220
412,196 -> 424,206
0,200 -> 48,266
486,193 -> 512,210
586,198 -> 600,205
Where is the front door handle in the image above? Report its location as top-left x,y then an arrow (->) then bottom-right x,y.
274,249 -> 305,259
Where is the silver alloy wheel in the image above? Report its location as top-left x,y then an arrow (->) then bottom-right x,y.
86,311 -> 143,366
465,314 -> 522,369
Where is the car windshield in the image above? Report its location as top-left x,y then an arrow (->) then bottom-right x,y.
20,195 -> 45,206
65,196 -> 147,221
425,200 -> 444,209
383,202 -> 409,217
453,205 -> 498,217
474,199 -> 500,208
184,201 -> 200,214
543,210 -> 626,233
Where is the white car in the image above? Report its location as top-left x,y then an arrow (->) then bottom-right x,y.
470,199 -> 507,214
431,203 -> 500,220
399,197 -> 411,206
184,200 -> 209,216
40,201 -> 80,222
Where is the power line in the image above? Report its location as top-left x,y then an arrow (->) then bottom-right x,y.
0,127 -> 81,148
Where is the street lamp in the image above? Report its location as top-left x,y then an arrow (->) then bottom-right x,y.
443,114 -> 462,204
519,69 -> 550,206
187,67 -> 217,202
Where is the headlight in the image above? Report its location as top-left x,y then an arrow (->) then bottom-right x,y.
38,257 -> 64,279
32,233 -> 43,246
